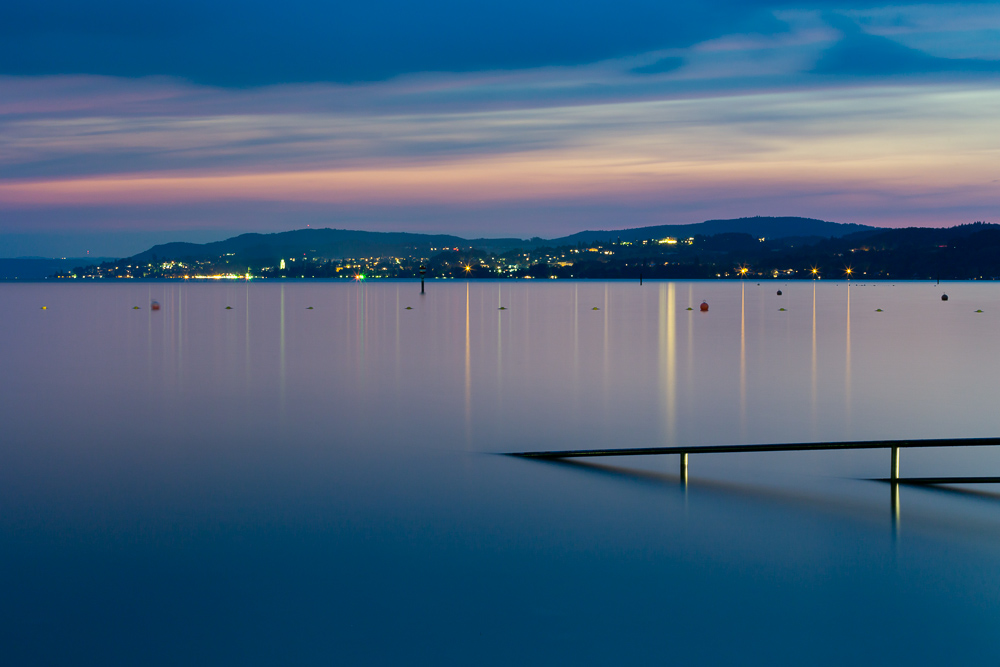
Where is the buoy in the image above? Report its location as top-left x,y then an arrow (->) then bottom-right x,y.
225,306 -> 232,310
700,301 -> 709,312
941,294 -> 948,301
592,307 -> 599,310
132,306 -> 140,310
499,306 -> 507,310
779,307 -> 786,311
686,307 -> 693,311
876,308 -> 883,312
41,306 -> 47,310
405,306 -> 412,310
776,290 -> 782,296
975,309 -> 984,313
151,301 -> 160,311
306,306 -> 314,309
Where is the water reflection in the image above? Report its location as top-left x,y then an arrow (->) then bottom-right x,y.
686,283 -> 693,391
603,283 -> 610,420
539,453 -> 906,527
5,281 -> 1000,663
845,283 -> 852,429
496,283 -> 503,405
465,283 -> 472,447
279,284 -> 286,416
573,283 -> 579,401
244,283 -> 249,387
891,481 -> 900,541
740,281 -> 747,439
812,282 -> 818,437
659,283 -> 676,445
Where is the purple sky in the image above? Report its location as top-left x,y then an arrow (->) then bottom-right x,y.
2,2 -> 1000,256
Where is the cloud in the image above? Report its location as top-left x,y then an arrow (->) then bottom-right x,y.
0,0 -> 795,85
4,2 -> 1000,256
631,57 -> 686,76
813,13 -> 1000,76
3,75 -> 999,235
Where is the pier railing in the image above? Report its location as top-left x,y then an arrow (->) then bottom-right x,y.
508,437 -> 1000,484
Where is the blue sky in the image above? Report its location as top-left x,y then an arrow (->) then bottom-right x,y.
1,1 -> 999,256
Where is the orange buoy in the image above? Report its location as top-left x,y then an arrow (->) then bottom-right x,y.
700,301 -> 709,312
150,301 -> 160,311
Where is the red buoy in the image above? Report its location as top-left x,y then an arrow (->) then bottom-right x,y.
151,300 -> 160,311
700,301 -> 709,312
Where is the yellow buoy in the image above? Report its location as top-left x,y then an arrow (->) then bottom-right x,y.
41,306 -> 47,310
779,307 -> 786,311
133,306 -> 140,309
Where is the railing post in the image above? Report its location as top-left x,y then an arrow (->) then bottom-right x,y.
891,446 -> 899,481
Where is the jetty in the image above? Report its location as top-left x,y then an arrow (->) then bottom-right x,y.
508,437 -> 1000,484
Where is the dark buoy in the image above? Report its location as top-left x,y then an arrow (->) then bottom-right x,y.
700,301 -> 709,312
686,307 -> 693,311
776,290 -> 782,296
975,309 -> 984,313
499,306 -> 507,310
150,301 -> 160,311
225,306 -> 232,310
306,306 -> 314,309
876,308 -> 883,312
405,306 -> 412,310
941,294 -> 948,301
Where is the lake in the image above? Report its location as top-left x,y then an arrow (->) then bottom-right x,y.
2,279 -> 1000,664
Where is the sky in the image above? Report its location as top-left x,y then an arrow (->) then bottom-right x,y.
1,1 -> 999,256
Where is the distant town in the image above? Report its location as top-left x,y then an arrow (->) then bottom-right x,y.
54,223 -> 1000,282
0,217 -> 986,281
60,237 -> 710,281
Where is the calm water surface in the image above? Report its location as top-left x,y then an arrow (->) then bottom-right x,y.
2,280 -> 1000,664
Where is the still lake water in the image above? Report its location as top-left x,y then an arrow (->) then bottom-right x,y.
3,280 -> 1000,664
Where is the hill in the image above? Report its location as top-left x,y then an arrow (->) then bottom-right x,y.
547,217 -> 874,245
128,217 -> 873,264
130,229 -> 527,263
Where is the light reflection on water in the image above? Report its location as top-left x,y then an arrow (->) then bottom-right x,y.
2,280 -> 1000,664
